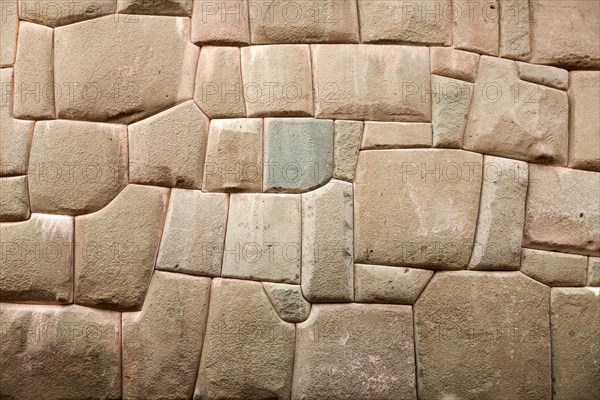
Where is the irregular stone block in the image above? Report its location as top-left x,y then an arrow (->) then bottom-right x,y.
361,122 -> 432,149
203,118 -> 263,192
551,288 -> 600,400
222,194 -> 301,283
431,75 -> 472,148
292,303 -> 416,400
263,118 -> 333,192
0,214 -> 72,303
54,15 -> 198,123
414,271 -> 551,400
499,0 -> 530,60
241,45 -> 313,117
0,304 -> 121,400
354,149 -> 482,269
568,71 -> 600,171
517,62 -> 568,90
469,156 -> 528,270
312,44 -> 431,121
156,189 -> 228,277
117,0 -> 191,15
302,180 -> 353,302
28,120 -> 128,216
430,46 -> 480,82
0,176 -> 30,222
332,120 -> 362,182
589,257 -> 600,287
464,56 -> 568,165
452,0 -> 499,55
192,0 -> 249,45
521,248 -> 588,287
354,264 -> 433,304
129,100 -> 209,189
122,271 -> 211,399
75,185 -> 169,311
18,0 -> 116,26
195,278 -> 295,400
524,165 -> 600,256
0,0 -> 18,66
194,46 -> 246,118
262,282 -> 311,323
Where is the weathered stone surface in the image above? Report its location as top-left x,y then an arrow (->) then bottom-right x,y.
355,149 -> 482,269
332,120 -> 362,182
129,100 -> 209,189
241,45 -> 313,117
263,118 -> 333,192
452,0 -> 499,55
568,71 -> 600,171
195,278 -> 295,400
312,44 -> 431,121
414,271 -> 551,400
75,185 -> 169,311
517,62 -> 568,90
54,15 -> 198,123
262,282 -> 311,323
361,122 -> 432,149
122,271 -> 211,400
521,248 -> 588,287
203,118 -> 263,192
191,0 -> 249,45
302,180 -> 353,302
194,46 -> 246,118
469,156 -> 528,270
118,0 -> 191,15
250,0 -> 359,43
464,56 -> 568,165
431,75 -> 471,148
0,214 -> 72,303
589,257 -> 600,287
354,264 -> 433,304
292,303 -> 416,400
551,288 -> 600,400
0,176 -> 30,222
28,120 -> 128,215
0,0 -> 18,66
524,165 -> 600,257
13,21 -> 54,119
430,46 -> 480,82
18,0 -> 116,26
156,189 -> 228,277
499,0 -> 530,60
222,194 -> 301,283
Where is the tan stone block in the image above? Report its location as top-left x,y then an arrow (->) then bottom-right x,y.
0,0 -> 18,66
568,71 -> 600,171
361,122 -> 432,149
354,264 -> 433,304
499,0 -> 530,60
452,0 -> 499,55
262,282 -> 311,323
117,0 -> 191,15
517,62 -> 568,90
333,120 -> 362,182
191,0 -> 249,45
588,257 -> 600,287
0,176 -> 29,222
18,0 -> 116,26
521,248 -> 588,287
431,74 -> 472,148
430,47 -> 480,82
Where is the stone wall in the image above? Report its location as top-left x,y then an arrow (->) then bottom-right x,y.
1,1 -> 599,399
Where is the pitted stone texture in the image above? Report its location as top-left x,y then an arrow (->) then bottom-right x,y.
54,15 -> 197,123
431,75 -> 472,148
203,118 -> 263,192
430,47 -> 480,82
589,257 -> 600,287
354,149 -> 482,269
241,45 -> 313,117
28,120 -> 128,216
129,100 -> 209,189
192,0 -> 249,45
118,0 -> 191,15
122,271 -> 211,400
354,264 -> 433,304
222,194 -> 301,283
333,120 -> 362,182
0,0 -> 18,66
157,189 -> 228,277
361,122 -> 432,149
18,0 -> 116,26
0,214 -> 72,303
312,44 -> 431,122
262,282 -> 311,323
464,56 -> 568,165
551,288 -> 600,400
0,304 -> 121,400
521,248 -> 588,287
530,0 -> 600,69
0,176 -> 30,222
358,0 -> 450,45
499,0 -> 530,60
524,165 -> 600,257
75,185 -> 169,311
302,180 -> 353,302
452,0 -> 499,55
568,71 -> 600,171
195,278 -> 295,400
517,62 -> 568,90
292,303 -> 416,400
263,118 -> 333,193
194,46 -> 246,118
414,271 -> 551,400
13,21 -> 54,119
469,156 -> 528,270
250,0 -> 359,43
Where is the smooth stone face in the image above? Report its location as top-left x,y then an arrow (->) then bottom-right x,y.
54,15 -> 198,123
332,120 -> 363,182
18,0 -> 116,26
195,278 -> 295,400
499,0 -> 530,60
520,248 -> 588,287
0,304 -> 121,400
517,62 -> 568,90
75,184 -> 169,311
117,0 -> 191,15
568,71 -> 600,171
354,264 -> 433,304
524,165 -> 600,256
452,0 -> 499,55
430,46 -> 480,82
191,0 -> 249,44
589,257 -> 600,286
292,303 -> 416,400
354,149 -> 482,269
0,0 -> 18,66
431,75 -> 472,148
414,271 -> 551,400
0,176 -> 30,222
129,100 -> 209,189
28,120 -> 128,216
0,214 -> 72,303
122,271 -> 211,400
361,122 -> 432,149
262,282 -> 311,323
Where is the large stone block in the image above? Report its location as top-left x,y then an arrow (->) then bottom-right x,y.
521,248 -> 588,287
332,120 -> 362,182
499,0 -> 530,60
354,264 -> 433,304
18,0 -> 116,26
568,71 -> 600,171
517,62 -> 568,91
431,74 -> 472,148
0,0 -> 18,66
361,121 -> 432,149
262,282 -> 311,323
430,47 -> 480,82
191,0 -> 250,44
0,175 -> 30,222
452,0 -> 499,55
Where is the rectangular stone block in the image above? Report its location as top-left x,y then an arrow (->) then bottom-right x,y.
431,75 -> 472,148
191,0 -> 249,44
452,0 -> 499,55
499,0 -> 530,60
354,264 -> 433,304
588,257 -> 600,286
18,0 -> 116,26
568,71 -> 600,171
517,62 -> 568,91
430,47 -> 480,83
332,120 -> 363,182
521,248 -> 588,287
0,175 -> 30,222
0,0 -> 18,66
361,122 -> 432,149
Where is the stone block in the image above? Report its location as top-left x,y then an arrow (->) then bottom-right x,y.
0,176 -> 30,222
431,75 -> 472,148
0,0 -> 18,66
191,0 -> 250,44
332,120 -> 363,181
516,62 -> 568,90
568,71 -> 600,171
452,0 -> 499,55
18,0 -> 116,26
117,0 -> 191,15
521,248 -> 588,287
499,0 -> 530,60
354,264 -> 433,304
262,282 -> 311,323
361,122 -> 432,149
588,257 -> 600,287
430,47 -> 480,82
